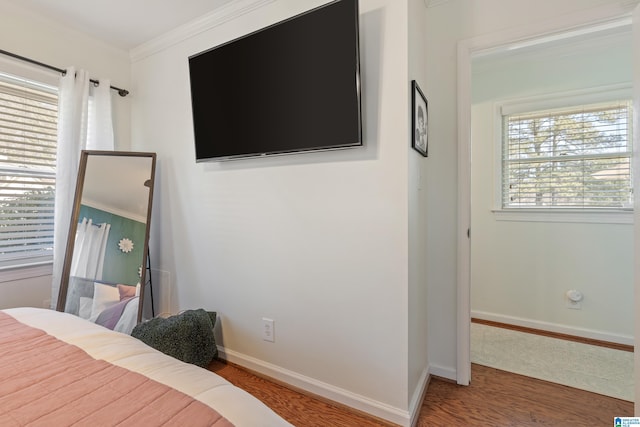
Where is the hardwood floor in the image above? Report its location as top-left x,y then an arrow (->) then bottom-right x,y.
208,359 -> 391,426
208,360 -> 633,426
420,364 -> 632,426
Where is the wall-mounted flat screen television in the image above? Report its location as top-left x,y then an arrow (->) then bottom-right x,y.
188,0 -> 362,161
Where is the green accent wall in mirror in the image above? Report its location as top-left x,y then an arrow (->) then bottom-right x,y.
78,204 -> 146,286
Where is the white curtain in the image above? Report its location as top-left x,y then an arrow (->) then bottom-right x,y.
70,218 -> 110,280
51,68 -> 114,309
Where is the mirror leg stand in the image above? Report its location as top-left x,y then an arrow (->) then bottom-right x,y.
146,251 -> 155,318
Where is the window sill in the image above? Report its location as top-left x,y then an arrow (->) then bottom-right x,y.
0,262 -> 53,283
492,209 -> 633,224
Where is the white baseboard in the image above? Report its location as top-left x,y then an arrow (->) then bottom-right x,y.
409,366 -> 430,427
217,346 -> 413,426
428,363 -> 457,381
471,311 -> 634,346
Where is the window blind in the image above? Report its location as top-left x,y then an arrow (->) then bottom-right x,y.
0,74 -> 57,267
503,100 -> 633,209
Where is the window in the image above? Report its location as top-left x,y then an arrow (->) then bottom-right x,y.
0,72 -> 58,270
502,100 -> 633,210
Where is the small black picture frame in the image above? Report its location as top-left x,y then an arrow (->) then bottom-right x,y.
411,80 -> 428,157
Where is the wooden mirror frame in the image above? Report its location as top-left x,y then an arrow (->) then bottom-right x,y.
56,150 -> 157,324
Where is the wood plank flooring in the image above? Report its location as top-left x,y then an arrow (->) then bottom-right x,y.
420,364 -> 632,426
208,360 -> 633,426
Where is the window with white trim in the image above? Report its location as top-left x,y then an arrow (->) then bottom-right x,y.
502,100 -> 633,210
0,72 -> 58,269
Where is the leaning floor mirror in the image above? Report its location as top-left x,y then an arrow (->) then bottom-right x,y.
56,150 -> 156,334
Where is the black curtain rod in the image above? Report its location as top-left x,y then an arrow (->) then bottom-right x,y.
0,48 -> 129,97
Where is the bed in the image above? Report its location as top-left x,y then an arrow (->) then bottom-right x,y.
1,307 -> 292,426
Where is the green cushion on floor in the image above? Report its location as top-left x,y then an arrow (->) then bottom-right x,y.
131,309 -> 217,367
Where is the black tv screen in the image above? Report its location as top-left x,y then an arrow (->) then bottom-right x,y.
188,0 -> 362,161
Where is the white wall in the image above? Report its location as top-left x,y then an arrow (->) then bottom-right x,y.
131,0 -> 422,423
424,0 -> 632,378
0,1 -> 131,308
0,272 -> 51,310
407,0 -> 430,417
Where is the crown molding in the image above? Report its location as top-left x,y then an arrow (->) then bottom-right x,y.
130,0 -> 275,63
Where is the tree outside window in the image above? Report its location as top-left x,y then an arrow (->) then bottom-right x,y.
503,101 -> 633,209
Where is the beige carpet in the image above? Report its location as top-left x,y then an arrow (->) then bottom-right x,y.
471,322 -> 633,401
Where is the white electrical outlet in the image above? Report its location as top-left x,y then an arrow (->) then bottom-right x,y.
566,289 -> 583,310
566,299 -> 582,310
262,317 -> 275,342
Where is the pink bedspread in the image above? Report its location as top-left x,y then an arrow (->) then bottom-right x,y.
0,312 -> 234,426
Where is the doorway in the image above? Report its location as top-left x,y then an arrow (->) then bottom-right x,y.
456,6 -> 637,401
468,24 -> 634,400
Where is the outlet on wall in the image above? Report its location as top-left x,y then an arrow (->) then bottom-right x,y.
262,317 -> 275,342
566,299 -> 582,310
565,289 -> 583,310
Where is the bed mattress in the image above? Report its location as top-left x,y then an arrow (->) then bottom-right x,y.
2,307 -> 291,426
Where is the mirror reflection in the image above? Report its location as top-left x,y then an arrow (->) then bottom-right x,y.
57,151 -> 156,333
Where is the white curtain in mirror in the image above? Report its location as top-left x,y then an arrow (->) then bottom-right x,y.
51,67 -> 114,309
70,218 -> 110,280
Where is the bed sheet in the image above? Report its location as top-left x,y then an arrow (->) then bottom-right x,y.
4,307 -> 292,427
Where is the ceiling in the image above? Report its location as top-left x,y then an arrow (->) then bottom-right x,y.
82,155 -> 155,222
5,0 -> 451,53
5,0 -> 234,51
472,22 -> 632,73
